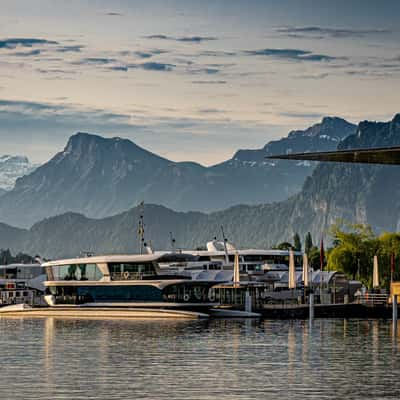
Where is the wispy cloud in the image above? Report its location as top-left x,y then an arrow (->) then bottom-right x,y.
279,111 -> 325,119
144,34 -> 217,43
192,80 -> 227,84
36,68 -> 76,75
294,73 -> 329,80
0,98 -> 137,130
12,49 -> 41,57
199,50 -> 236,57
56,45 -> 84,53
277,26 -> 392,39
75,57 -> 116,65
187,67 -> 220,75
131,49 -> 168,58
0,38 -> 58,49
177,36 -> 217,43
106,62 -> 176,72
197,108 -> 226,114
0,99 -> 61,110
245,48 -> 341,62
130,62 -> 175,71
108,65 -> 129,72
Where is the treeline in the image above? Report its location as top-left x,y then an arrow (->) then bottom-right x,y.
274,232 -> 322,270
275,220 -> 400,288
0,249 -> 37,265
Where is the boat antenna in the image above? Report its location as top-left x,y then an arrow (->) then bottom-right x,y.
220,225 -> 229,264
137,201 -> 145,254
169,232 -> 176,253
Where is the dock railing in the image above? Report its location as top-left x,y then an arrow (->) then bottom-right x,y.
357,293 -> 389,306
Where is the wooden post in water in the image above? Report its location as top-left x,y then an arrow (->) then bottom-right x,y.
245,289 -> 252,313
393,294 -> 398,334
309,293 -> 314,321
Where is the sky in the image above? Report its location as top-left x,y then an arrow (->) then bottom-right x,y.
0,0 -> 400,165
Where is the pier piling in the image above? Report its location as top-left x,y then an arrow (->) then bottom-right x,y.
245,290 -> 252,313
393,294 -> 398,334
309,293 -> 314,321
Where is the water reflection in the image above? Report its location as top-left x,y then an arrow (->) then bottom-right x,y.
0,318 -> 400,399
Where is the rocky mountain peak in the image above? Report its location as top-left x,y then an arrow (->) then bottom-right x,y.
287,116 -> 355,140
228,116 -> 356,163
63,132 -> 165,164
340,114 -> 400,150
0,154 -> 37,190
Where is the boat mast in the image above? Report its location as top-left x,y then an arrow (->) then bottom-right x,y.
137,201 -> 145,255
220,225 -> 229,265
169,232 -> 176,253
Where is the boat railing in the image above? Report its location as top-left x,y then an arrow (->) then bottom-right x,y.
110,272 -> 156,281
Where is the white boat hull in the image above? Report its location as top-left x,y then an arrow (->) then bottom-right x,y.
0,306 -> 209,319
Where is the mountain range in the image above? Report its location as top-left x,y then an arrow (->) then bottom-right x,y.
1,113 -> 400,259
0,117 -> 355,228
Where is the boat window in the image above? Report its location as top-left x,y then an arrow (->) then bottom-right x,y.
162,282 -> 214,303
0,268 -> 17,279
16,266 -> 45,280
48,285 -> 163,304
47,264 -> 103,281
243,255 -> 264,262
108,262 -> 157,280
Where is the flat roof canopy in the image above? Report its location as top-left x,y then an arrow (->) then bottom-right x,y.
268,146 -> 400,165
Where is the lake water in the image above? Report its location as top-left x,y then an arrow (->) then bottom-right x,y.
0,317 -> 399,399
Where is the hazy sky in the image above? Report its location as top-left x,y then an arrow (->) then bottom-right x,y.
0,0 -> 399,164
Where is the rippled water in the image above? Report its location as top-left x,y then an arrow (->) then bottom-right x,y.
0,317 -> 400,399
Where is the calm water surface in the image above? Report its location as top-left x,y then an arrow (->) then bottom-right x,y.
0,317 -> 399,399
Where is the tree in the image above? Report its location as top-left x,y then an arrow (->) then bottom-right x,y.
274,242 -> 293,251
308,246 -> 320,270
0,249 -> 35,265
304,232 -> 313,256
293,233 -> 302,251
0,249 -> 12,265
327,220 -> 378,283
376,232 -> 400,286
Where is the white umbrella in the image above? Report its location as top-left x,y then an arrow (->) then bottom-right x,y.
288,249 -> 296,289
373,255 -> 379,288
233,251 -> 240,285
302,253 -> 309,287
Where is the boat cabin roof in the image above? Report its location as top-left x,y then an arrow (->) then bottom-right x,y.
174,249 -> 303,257
0,263 -> 42,269
42,254 -> 165,267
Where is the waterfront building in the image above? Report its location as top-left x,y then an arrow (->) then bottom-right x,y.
0,263 -> 45,306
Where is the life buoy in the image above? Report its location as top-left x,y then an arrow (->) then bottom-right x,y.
183,293 -> 190,302
194,287 -> 202,300
123,271 -> 130,280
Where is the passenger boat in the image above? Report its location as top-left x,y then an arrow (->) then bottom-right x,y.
40,254 -> 220,318
154,240 -> 303,277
